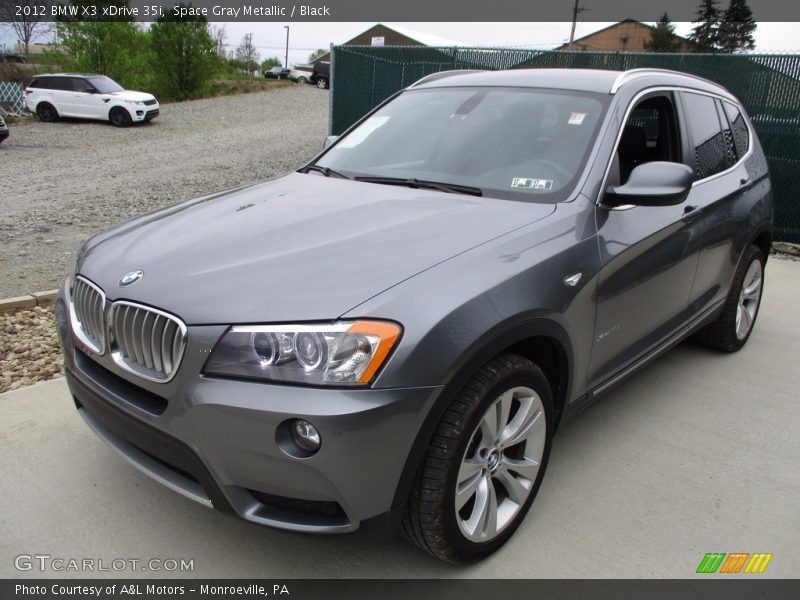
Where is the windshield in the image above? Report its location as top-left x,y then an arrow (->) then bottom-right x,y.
87,76 -> 124,94
315,87 -> 609,201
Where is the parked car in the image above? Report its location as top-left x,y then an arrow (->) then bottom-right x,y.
288,65 -> 314,84
311,61 -> 330,89
264,67 -> 290,80
58,68 -> 771,563
25,74 -> 159,127
0,116 -> 8,143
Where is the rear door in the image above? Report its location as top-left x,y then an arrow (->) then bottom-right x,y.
679,92 -> 759,314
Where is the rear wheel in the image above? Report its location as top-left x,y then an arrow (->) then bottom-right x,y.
109,107 -> 132,128
36,102 -> 59,122
402,353 -> 553,563
697,245 -> 765,352
316,77 -> 329,89
297,76 -> 308,84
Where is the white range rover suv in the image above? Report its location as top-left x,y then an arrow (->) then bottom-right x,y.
25,74 -> 159,127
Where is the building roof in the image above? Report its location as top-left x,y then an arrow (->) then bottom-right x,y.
557,19 -> 692,51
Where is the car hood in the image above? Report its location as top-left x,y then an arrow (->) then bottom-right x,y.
78,173 -> 556,324
111,90 -> 156,102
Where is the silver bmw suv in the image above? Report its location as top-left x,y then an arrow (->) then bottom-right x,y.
58,68 -> 772,563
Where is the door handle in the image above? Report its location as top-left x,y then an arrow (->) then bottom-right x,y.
682,205 -> 702,222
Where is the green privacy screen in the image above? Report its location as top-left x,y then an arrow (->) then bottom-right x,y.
330,46 -> 800,243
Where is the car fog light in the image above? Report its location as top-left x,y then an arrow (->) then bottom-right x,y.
292,419 -> 321,452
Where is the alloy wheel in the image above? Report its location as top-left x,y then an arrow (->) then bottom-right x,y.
736,259 -> 763,340
455,386 -> 546,542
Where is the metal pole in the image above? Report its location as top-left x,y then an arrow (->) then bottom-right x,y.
284,26 -> 289,68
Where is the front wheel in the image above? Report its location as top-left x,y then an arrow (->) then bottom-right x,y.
109,107 -> 132,128
297,76 -> 308,84
316,77 -> 329,89
697,245 -> 765,352
402,353 -> 553,563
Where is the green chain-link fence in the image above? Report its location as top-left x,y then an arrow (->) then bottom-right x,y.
331,46 -> 800,243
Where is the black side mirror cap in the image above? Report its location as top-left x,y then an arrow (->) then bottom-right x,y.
604,162 -> 695,207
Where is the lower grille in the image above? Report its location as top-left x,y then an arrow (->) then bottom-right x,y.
109,302 -> 186,382
71,276 -> 106,354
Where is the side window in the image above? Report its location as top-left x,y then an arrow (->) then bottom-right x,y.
715,100 -> 737,168
723,101 -> 750,158
611,94 -> 680,186
681,92 -> 727,180
45,77 -> 70,91
71,78 -> 94,93
28,78 -> 42,89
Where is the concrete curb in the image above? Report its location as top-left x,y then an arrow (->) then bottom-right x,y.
0,290 -> 58,314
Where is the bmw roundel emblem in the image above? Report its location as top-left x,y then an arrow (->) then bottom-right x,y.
119,270 -> 144,287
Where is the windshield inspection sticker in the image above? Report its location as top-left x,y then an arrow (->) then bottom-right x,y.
568,112 -> 587,125
511,178 -> 553,190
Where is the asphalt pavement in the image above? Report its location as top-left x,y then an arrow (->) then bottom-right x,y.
1,258 -> 798,579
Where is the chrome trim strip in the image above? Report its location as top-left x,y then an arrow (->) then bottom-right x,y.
609,68 -> 733,97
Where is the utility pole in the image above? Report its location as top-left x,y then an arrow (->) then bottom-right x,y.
284,25 -> 289,68
568,0 -> 588,50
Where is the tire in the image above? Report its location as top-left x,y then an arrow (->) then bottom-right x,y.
297,76 -> 308,84
316,77 -> 329,89
109,107 -> 132,128
696,245 -> 765,352
402,353 -> 553,563
36,102 -> 59,123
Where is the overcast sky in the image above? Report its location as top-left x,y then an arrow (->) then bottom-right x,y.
2,21 -> 798,67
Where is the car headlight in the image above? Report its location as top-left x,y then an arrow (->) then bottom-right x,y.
126,100 -> 145,106
203,320 -> 402,386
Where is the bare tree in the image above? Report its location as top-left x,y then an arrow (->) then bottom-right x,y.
210,24 -> 227,58
0,0 -> 54,57
235,33 -> 259,76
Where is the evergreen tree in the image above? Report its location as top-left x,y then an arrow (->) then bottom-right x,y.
718,0 -> 757,53
689,0 -> 721,51
646,13 -> 681,52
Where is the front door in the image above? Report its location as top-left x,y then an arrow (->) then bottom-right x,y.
589,92 -> 700,388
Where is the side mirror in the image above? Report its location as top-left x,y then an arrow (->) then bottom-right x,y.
604,162 -> 694,207
322,135 -> 338,150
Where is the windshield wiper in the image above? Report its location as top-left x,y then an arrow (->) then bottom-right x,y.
353,176 -> 483,197
300,164 -> 351,179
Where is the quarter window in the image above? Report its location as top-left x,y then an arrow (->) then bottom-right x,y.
723,101 -> 750,158
682,92 -> 728,180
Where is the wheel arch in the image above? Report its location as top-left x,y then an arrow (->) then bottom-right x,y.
390,317 -> 573,511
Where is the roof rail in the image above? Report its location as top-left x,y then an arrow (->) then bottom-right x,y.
610,68 -> 727,94
409,69 -> 484,88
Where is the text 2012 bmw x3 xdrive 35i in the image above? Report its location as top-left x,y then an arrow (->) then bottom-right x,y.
58,69 -> 772,563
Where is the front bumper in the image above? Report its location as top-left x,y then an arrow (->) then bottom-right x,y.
131,104 -> 160,122
58,284 -> 441,535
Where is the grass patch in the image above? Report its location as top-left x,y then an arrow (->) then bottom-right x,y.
2,113 -> 36,126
